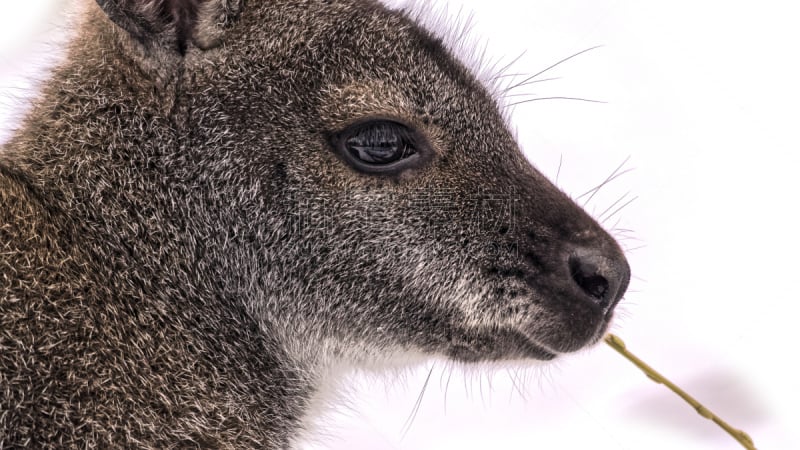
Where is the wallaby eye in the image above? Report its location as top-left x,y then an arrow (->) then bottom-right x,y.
331,120 -> 430,175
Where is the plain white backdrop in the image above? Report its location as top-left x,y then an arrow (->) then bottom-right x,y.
1,1 -> 798,449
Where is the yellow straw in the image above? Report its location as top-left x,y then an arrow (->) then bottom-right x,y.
604,334 -> 756,450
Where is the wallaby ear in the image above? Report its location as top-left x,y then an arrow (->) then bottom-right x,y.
95,0 -> 243,54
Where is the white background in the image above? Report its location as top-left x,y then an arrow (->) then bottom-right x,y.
1,1 -> 798,449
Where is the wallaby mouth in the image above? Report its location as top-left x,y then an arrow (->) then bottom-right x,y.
445,264 -> 629,363
466,218 -> 631,360
520,244 -> 630,355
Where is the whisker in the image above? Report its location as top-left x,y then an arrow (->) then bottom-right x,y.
624,244 -> 647,253
503,75 -> 563,93
443,363 -> 454,414
517,75 -> 561,86
498,77 -> 562,95
602,196 -> 638,225
479,370 -> 487,408
555,153 -> 563,186
507,367 -> 527,401
500,83 -> 564,98
610,228 -> 636,237
575,155 -> 632,205
505,96 -> 606,108
503,45 -> 603,94
490,72 -> 528,81
400,364 -> 435,438
613,235 -> 643,242
607,217 -> 624,233
488,49 -> 528,81
597,191 -> 631,222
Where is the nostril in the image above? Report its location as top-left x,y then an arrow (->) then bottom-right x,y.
567,247 -> 631,311
569,256 -> 610,301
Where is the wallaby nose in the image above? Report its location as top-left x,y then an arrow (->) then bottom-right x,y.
568,247 -> 630,311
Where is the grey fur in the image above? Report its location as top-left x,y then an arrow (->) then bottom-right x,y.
0,0 -> 630,447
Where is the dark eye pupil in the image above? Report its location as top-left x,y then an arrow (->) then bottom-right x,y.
332,120 -> 427,175
345,123 -> 414,164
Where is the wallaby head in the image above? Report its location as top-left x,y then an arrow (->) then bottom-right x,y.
1,0 -> 630,446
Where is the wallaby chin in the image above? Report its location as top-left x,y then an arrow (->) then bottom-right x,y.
0,0 -> 629,447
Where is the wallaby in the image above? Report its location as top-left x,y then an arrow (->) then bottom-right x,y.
0,0 -> 630,447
